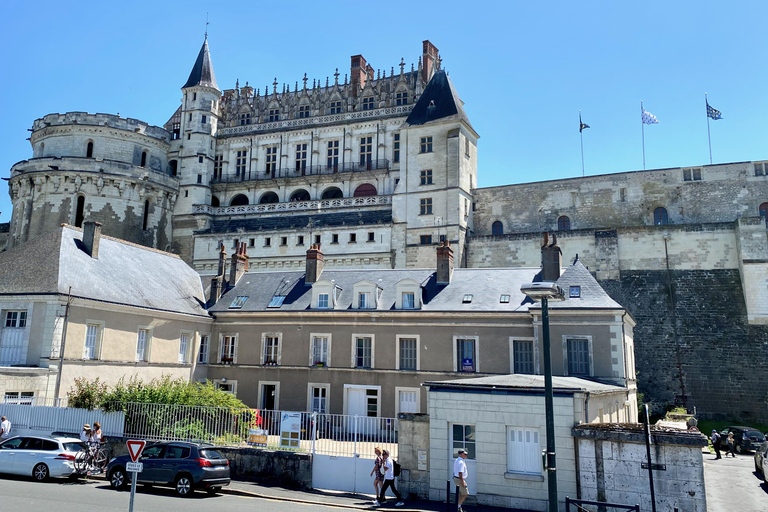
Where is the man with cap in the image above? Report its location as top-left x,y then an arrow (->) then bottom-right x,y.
453,449 -> 470,512
710,429 -> 722,459
80,424 -> 92,444
0,416 -> 11,439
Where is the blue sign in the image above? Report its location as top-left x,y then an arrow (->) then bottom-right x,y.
461,358 -> 474,372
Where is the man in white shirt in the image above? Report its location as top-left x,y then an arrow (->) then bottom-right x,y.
375,449 -> 404,507
453,449 -> 469,512
0,416 -> 10,439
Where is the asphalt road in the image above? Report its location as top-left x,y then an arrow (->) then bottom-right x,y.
703,451 -> 768,512
0,474 -> 341,512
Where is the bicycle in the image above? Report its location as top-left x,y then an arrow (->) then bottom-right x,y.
74,443 -> 109,475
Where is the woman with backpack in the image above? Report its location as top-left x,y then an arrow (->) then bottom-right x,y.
374,449 -> 404,507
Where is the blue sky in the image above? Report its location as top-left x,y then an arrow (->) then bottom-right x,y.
2,1 -> 766,223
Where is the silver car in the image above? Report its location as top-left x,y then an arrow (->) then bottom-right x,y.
0,436 -> 86,481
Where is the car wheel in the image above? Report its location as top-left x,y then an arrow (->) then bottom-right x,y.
109,468 -> 128,489
175,475 -> 193,497
33,463 -> 49,482
206,487 -> 221,496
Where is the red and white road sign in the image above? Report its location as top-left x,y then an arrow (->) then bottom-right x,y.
126,440 -> 146,463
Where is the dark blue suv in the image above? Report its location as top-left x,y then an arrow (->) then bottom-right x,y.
107,442 -> 230,496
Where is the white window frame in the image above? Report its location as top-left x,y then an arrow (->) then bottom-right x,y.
179,331 -> 193,364
307,383 -> 330,414
312,281 -> 337,310
4,310 -> 27,328
453,335 -> 479,373
309,333 -> 332,367
198,333 -> 210,364
562,335 -> 594,377
258,380 -> 281,410
506,426 -> 543,477
395,279 -> 421,309
509,336 -> 536,375
352,281 -> 378,310
351,334 -> 375,369
342,384 -> 381,417
395,386 -> 421,415
83,320 -> 104,360
135,326 -> 152,362
4,391 -> 35,405
261,332 -> 282,365
220,333 -> 238,364
214,379 -> 237,396
396,334 -> 420,371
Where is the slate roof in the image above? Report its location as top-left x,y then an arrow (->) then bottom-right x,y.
208,260 -> 626,314
183,38 -> 218,90
199,210 -> 393,234
403,71 -> 476,134
0,225 -> 207,317
424,374 -> 627,394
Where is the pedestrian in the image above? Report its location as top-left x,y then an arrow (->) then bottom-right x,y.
92,422 -> 103,445
0,416 -> 10,439
453,449 -> 470,512
727,432 -> 737,458
711,430 -> 722,459
80,423 -> 92,444
370,447 -> 384,504
376,449 -> 404,507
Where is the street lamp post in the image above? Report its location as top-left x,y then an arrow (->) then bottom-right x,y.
521,282 -> 565,512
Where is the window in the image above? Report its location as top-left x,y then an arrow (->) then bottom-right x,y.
393,133 -> 400,163
239,112 -> 251,125
567,338 -> 590,376
462,294 -> 473,303
512,340 -> 534,374
398,337 -> 418,370
314,235 -> 321,244
140,151 -> 147,168
263,335 -> 279,365
420,170 -> 433,185
297,235 -> 304,245
220,335 -> 236,363
197,174 -> 202,184
693,168 -> 701,180
265,146 -> 278,174
456,338 -> 476,372
507,427 -> 542,475
229,296 -> 248,309
557,216 -> 571,231
759,203 -> 768,218
465,138 -> 470,157
330,100 -> 343,114
172,123 -> 180,139
569,286 -> 581,298
332,234 -> 339,244
420,235 -> 432,245
280,236 -> 287,246
452,424 -> 476,459
318,293 -> 329,309
213,155 -> 222,178
500,294 -> 511,303
358,292 -> 370,308
86,141 -> 94,158
492,221 -> 504,235
75,196 -> 85,228
142,199 -> 150,229
420,136 -> 433,153
264,237 -> 271,247
4,311 -> 27,328
654,207 -> 669,225
395,90 -> 408,106
402,292 -> 415,309
368,232 -> 375,242
327,140 -> 339,171
354,183 -> 377,197
198,335 -> 209,363
169,160 -> 178,176
268,295 -> 286,308
755,163 -> 766,176
3,392 -> 34,405
197,155 -> 204,164
360,136 -> 372,167
310,386 -> 328,413
188,113 -> 193,122
236,150 -> 247,176
349,233 -> 357,243
362,96 -> 374,110
295,143 -> 307,172
268,109 -> 280,122
420,197 -> 433,215
312,336 -> 329,365
620,188 -> 627,202
192,93 -> 197,101
298,104 -> 310,118
249,238 -> 255,247
354,337 -> 372,368
179,333 -> 190,363
201,115 -> 207,124
136,329 -> 149,362
683,169 -> 692,181
83,323 -> 100,360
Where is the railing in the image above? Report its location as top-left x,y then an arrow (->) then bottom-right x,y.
211,159 -> 390,184
193,194 -> 392,216
0,399 -> 125,438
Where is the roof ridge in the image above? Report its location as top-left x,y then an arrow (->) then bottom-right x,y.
61,224 -> 182,259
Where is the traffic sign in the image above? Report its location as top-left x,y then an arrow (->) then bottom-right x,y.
126,440 -> 146,463
126,462 -> 143,473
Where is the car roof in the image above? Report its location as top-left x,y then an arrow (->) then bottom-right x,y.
726,426 -> 759,431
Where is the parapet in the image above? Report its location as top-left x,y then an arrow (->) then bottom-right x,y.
32,112 -> 170,142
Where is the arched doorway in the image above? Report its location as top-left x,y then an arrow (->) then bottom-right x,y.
321,187 -> 343,199
353,184 -> 377,197
230,194 -> 249,206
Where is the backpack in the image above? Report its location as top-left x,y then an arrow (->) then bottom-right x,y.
393,460 -> 401,477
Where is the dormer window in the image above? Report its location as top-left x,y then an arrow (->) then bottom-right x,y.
402,293 -> 415,309
396,279 -> 421,309
359,292 -> 370,309
353,281 -> 379,310
569,286 -> 581,298
318,294 -> 329,309
462,294 -> 473,304
500,294 -> 511,303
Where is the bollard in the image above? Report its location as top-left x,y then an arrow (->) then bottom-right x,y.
446,480 -> 451,512
455,485 -> 460,512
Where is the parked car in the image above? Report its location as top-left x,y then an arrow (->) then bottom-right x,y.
0,436 -> 86,481
754,441 -> 768,473
719,426 -> 766,454
106,442 -> 230,496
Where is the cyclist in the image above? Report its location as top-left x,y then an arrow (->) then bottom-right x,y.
80,424 -> 92,443
92,422 -> 103,445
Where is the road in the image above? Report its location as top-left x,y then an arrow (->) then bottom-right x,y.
703,451 -> 768,512
0,475 -> 342,512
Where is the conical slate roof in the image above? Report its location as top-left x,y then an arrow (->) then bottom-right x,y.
403,70 -> 476,134
183,38 -> 218,90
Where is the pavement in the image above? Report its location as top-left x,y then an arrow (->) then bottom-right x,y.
702,448 -> 768,512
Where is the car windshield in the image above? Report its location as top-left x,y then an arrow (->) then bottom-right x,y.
199,449 -> 224,459
63,441 -> 87,452
746,431 -> 765,441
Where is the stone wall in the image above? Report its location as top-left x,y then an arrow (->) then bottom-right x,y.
217,447 -> 312,489
395,413 -> 430,500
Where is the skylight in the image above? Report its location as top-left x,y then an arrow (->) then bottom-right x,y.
462,294 -> 473,303
229,296 -> 249,309
500,294 -> 511,303
268,295 -> 286,308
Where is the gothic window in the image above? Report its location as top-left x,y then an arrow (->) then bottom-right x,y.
295,143 -> 307,173
354,184 -> 377,197
330,100 -> 343,114
265,146 -> 278,175
268,109 -> 280,122
235,150 -> 247,177
327,140 -> 339,171
492,221 -> 504,235
420,137 -> 433,153
213,155 -> 222,179
557,216 -> 571,231
140,151 -> 148,168
169,160 -> 178,176
395,90 -> 408,106
86,141 -> 94,158
393,133 -> 400,163
420,197 -> 433,215
298,104 -> 310,118
75,196 -> 85,228
230,194 -> 249,206
653,207 -> 669,225
322,187 -> 343,199
759,202 -> 768,218
260,192 -> 279,204
290,189 -> 310,202
142,200 -> 150,231
239,112 -> 251,125
362,96 -> 375,111
360,136 -> 372,167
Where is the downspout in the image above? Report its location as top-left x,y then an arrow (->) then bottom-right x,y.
663,233 -> 687,408
53,287 -> 72,403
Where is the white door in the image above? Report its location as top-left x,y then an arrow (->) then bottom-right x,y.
13,437 -> 41,475
399,390 -> 418,414
0,328 -> 25,365
0,437 -> 23,475
347,388 -> 366,436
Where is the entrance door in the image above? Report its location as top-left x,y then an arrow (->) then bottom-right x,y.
346,386 -> 378,437
0,311 -> 26,365
450,423 -> 477,495
261,384 -> 277,434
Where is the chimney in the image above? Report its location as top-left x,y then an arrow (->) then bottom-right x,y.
229,242 -> 249,286
350,54 -> 368,97
422,40 -> 439,84
541,232 -> 562,281
436,240 -> 454,285
82,221 -> 102,259
208,243 -> 226,307
305,243 -> 324,284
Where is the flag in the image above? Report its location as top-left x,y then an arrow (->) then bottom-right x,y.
706,102 -> 722,120
641,109 -> 659,125
579,113 -> 590,133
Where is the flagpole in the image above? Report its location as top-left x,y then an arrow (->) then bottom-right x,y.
579,111 -> 585,177
705,93 -> 713,164
641,100 -> 646,170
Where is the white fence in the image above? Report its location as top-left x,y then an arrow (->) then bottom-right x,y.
0,401 -> 124,438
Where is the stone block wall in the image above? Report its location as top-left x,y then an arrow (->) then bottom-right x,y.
396,413 -> 430,500
217,447 -> 312,489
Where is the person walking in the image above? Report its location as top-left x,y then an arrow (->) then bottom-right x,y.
0,416 -> 11,439
453,449 -> 470,512
711,430 -> 722,459
376,449 -> 404,507
370,447 -> 385,505
727,433 -> 737,457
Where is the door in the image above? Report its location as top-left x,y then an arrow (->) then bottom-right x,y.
14,437 -> 43,475
450,424 -> 477,495
346,387 -> 379,436
0,437 -> 24,474
138,444 -> 166,483
156,445 -> 190,484
261,384 -> 277,434
0,323 -> 25,365
398,390 -> 418,414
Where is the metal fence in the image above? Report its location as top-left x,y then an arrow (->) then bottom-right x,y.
0,400 -> 124,437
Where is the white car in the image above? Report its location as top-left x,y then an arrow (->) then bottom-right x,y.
0,436 -> 86,481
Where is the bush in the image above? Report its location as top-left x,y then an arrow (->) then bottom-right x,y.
67,377 -> 108,410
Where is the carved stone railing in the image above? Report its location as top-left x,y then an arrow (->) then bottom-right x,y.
193,195 -> 392,216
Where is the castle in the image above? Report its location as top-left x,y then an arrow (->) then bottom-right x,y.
5,38 -> 768,420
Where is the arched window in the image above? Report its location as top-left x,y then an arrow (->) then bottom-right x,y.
321,187 -> 343,199
39,142 -> 44,157
290,189 -> 310,202
230,194 -> 249,206
353,184 -> 377,197
140,151 -> 148,168
75,196 -> 85,228
211,196 -> 220,207
557,216 -> 571,231
86,141 -> 94,158
759,202 -> 768,218
169,160 -> 178,176
260,192 -> 279,204
654,207 -> 669,225
142,200 -> 150,230
492,221 -> 504,235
